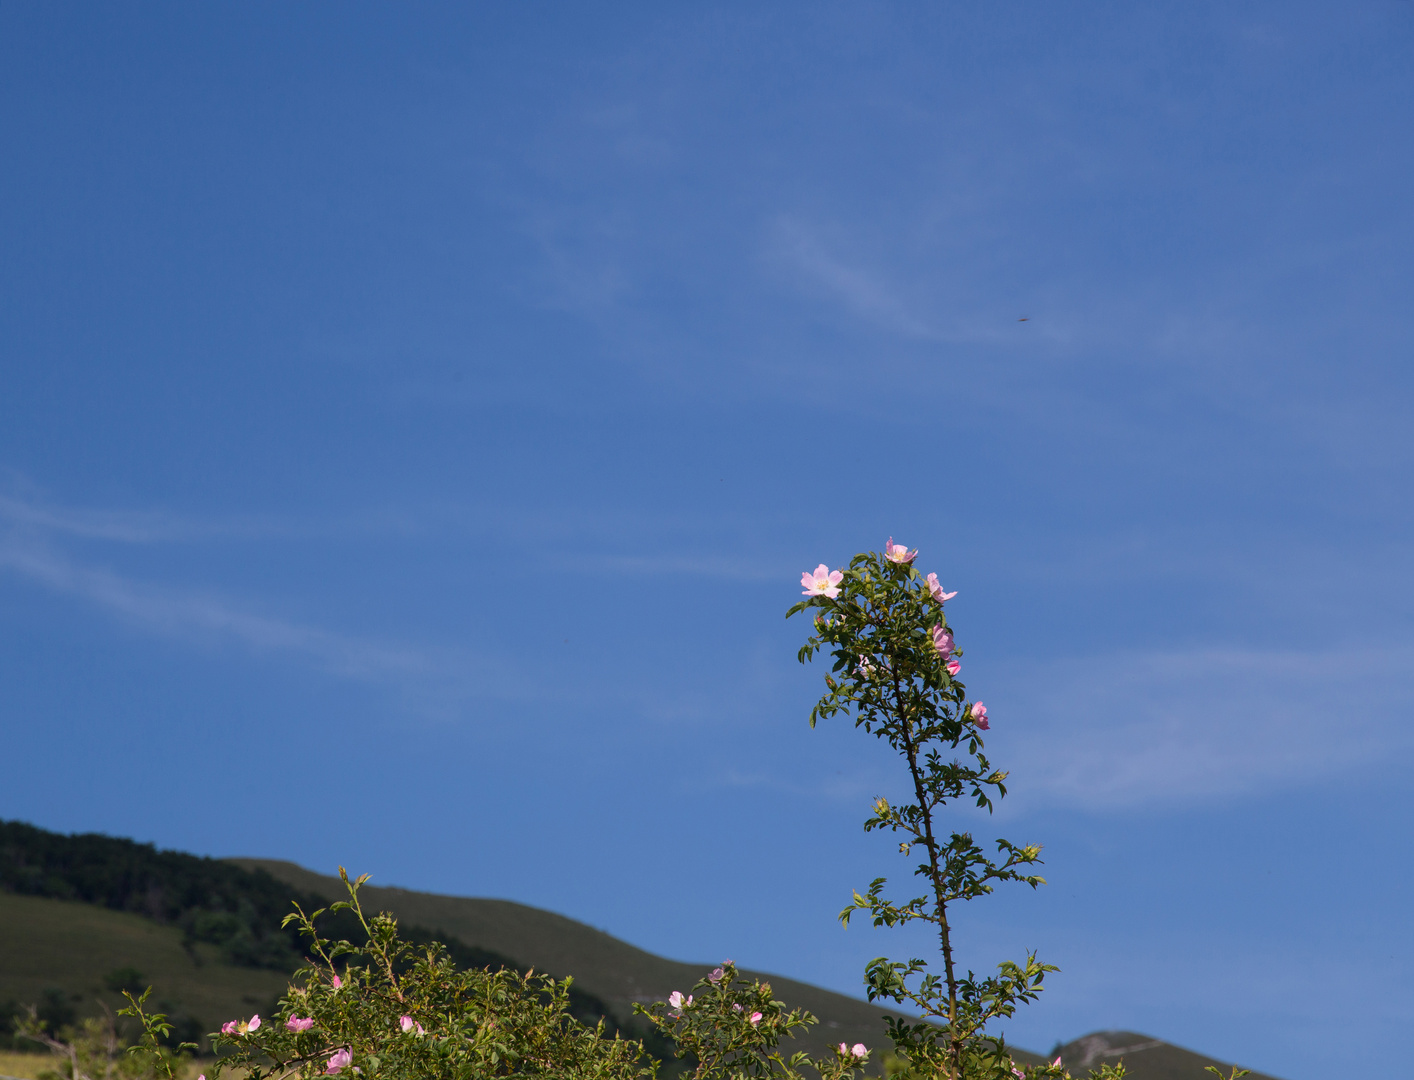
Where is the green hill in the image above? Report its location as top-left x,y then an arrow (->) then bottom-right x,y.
0,822 -> 1282,1079
0,889 -> 288,1050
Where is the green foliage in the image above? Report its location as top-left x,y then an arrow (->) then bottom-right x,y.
126,869 -> 653,1080
122,874 -> 886,1080
790,546 -> 1116,1080
0,990 -> 83,1051
13,999 -> 186,1080
636,962 -> 869,1080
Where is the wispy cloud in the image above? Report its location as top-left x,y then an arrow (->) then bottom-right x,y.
0,491 -> 812,568
713,640 -> 1414,814
0,493 -> 215,543
764,218 -> 942,340
994,643 -> 1414,810
708,764 -> 890,804
15,488 -> 1406,797
0,492 -> 323,545
0,511 -> 546,718
0,490 -> 797,718
760,216 -> 1100,358
573,552 -> 786,581
0,540 -> 440,680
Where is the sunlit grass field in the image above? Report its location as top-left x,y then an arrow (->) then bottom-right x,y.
0,1049 -> 55,1079
0,1050 -> 215,1080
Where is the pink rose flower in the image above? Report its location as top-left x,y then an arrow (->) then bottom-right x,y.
931,625 -> 954,657
326,1049 -> 352,1074
946,658 -> 960,676
749,1011 -> 762,1026
668,991 -> 692,1014
285,1017 -> 314,1032
331,975 -> 342,989
970,701 -> 989,729
884,538 -> 917,564
851,1044 -> 868,1059
221,1021 -> 237,1036
801,564 -> 844,598
399,1015 -> 426,1035
925,573 -> 956,603
707,967 -> 725,984
247,1015 -> 261,1033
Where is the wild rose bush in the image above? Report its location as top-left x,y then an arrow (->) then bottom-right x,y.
792,541 -> 1249,1080
635,962 -> 870,1080
125,872 -> 865,1080
792,541 -> 1116,1080
116,538 -> 1250,1080
128,871 -> 650,1080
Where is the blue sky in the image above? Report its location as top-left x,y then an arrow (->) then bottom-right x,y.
2,4 -> 1411,1077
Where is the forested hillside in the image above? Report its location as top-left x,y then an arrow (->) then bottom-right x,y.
0,821 -> 625,1043
0,820 -> 514,973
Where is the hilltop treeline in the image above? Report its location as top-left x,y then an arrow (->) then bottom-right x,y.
2,819 -> 355,970
0,820 -> 628,1035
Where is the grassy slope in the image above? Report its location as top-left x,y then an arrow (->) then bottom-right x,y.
0,891 -> 287,1036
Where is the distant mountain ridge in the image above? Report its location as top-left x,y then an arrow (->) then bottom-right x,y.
1053,1031 -> 1279,1080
